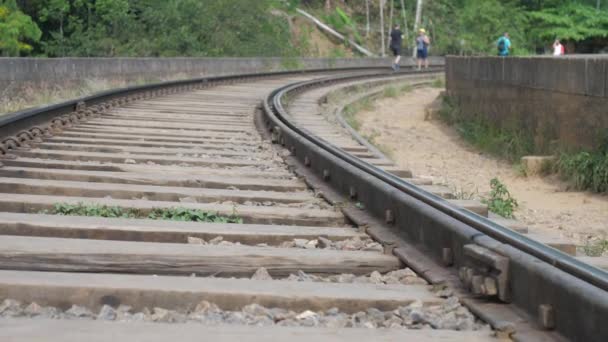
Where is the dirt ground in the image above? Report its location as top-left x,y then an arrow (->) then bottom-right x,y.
354,87 -> 608,247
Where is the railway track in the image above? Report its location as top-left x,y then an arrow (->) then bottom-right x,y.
0,67 -> 606,341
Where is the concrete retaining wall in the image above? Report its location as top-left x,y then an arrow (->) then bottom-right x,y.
446,56 -> 608,151
0,56 -> 443,88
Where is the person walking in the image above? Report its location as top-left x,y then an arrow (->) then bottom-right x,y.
416,28 -> 430,70
553,39 -> 564,56
389,24 -> 403,71
497,32 -> 511,57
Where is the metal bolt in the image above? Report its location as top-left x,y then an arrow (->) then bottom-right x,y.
482,277 -> 498,296
462,268 -> 475,289
442,247 -> 454,266
458,267 -> 468,282
383,243 -> 396,255
538,304 -> 555,330
322,169 -> 330,181
349,186 -> 357,199
385,209 -> 395,224
471,275 -> 484,295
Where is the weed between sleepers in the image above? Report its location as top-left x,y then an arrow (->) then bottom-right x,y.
42,203 -> 243,224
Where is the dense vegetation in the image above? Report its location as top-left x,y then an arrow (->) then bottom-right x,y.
2,0 -> 607,57
1,0 -> 296,57
304,0 -> 608,55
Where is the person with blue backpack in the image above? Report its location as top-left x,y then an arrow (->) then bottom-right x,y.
497,32 -> 511,57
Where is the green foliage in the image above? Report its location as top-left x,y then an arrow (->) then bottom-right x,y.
15,0 -> 296,57
431,78 -> 445,89
439,96 -> 534,162
581,239 -> 608,257
482,178 -> 519,218
382,86 -> 398,98
322,7 -> 362,44
458,0 -> 530,55
0,0 -> 41,56
556,142 -> 608,193
148,207 -> 243,224
528,2 -> 608,42
7,0 -> 608,58
400,84 -> 413,93
46,203 -> 243,223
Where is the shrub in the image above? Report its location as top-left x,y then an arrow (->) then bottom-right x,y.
46,203 -> 243,223
482,178 -> 518,218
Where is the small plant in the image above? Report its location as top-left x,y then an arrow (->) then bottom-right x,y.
449,184 -> 478,200
581,239 -> 608,257
383,86 -> 399,98
556,143 -> 608,193
342,105 -> 361,130
431,78 -> 445,88
45,203 -> 243,223
482,178 -> 519,218
514,163 -> 528,177
437,95 -> 534,162
400,84 -> 413,93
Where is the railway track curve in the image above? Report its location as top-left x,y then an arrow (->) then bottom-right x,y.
0,66 -> 605,342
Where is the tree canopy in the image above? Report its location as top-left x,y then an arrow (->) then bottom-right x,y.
1,0 -> 607,57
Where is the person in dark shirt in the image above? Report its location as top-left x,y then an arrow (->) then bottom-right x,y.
390,25 -> 403,71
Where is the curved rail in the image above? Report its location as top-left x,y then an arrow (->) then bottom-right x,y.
270,76 -> 608,291
0,67 -> 402,141
262,70 -> 608,342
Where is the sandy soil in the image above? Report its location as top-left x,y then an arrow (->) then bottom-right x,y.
354,87 -> 608,247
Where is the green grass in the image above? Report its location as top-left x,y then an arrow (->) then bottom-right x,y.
400,84 -> 413,93
556,147 -> 608,193
581,239 -> 608,257
431,77 -> 445,88
382,86 -> 399,98
482,178 -> 519,218
363,130 -> 394,158
513,163 -> 528,177
449,185 -> 478,200
438,96 -> 534,162
342,97 -> 374,131
44,203 -> 243,223
440,95 -> 608,193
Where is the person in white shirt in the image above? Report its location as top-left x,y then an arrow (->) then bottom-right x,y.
553,39 -> 564,56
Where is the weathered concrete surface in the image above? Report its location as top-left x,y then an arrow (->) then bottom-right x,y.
0,270 -> 434,313
0,235 -> 400,276
0,213 -> 362,244
0,319 -> 495,342
0,57 -> 444,92
446,56 -> 608,151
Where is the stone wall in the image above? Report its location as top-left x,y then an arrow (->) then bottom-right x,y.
445,56 -> 608,151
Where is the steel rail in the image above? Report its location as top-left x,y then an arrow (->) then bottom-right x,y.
0,66 -> 408,140
262,71 -> 608,341
268,72 -> 608,291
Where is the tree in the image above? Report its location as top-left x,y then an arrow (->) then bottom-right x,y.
528,2 -> 608,42
0,0 -> 41,56
379,0 -> 385,56
412,0 -> 423,57
38,0 -> 69,56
